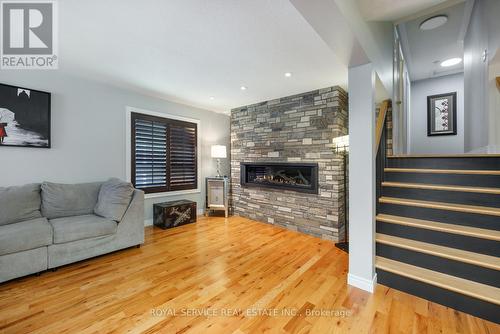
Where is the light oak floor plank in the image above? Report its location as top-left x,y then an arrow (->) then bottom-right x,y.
0,216 -> 497,333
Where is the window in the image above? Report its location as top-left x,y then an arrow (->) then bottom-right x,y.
131,112 -> 198,193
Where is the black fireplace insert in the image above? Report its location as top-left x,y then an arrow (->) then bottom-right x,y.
240,162 -> 319,194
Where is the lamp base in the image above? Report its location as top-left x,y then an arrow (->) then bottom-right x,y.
216,158 -> 221,177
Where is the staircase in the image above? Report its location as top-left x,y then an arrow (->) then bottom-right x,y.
375,155 -> 500,323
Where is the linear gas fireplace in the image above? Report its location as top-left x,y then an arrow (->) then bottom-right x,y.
240,162 -> 319,194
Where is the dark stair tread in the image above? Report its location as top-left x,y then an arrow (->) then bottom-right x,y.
384,168 -> 500,175
379,197 -> 500,217
376,214 -> 500,241
376,256 -> 500,305
388,154 -> 500,158
382,182 -> 500,194
376,233 -> 500,271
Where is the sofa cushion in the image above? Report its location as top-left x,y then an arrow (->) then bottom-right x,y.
0,218 -> 52,256
49,214 -> 117,244
0,184 -> 42,226
41,182 -> 102,219
94,178 -> 134,222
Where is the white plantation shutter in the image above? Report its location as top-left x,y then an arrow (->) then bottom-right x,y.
131,112 -> 197,193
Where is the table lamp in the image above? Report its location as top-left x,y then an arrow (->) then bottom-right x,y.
211,145 -> 227,177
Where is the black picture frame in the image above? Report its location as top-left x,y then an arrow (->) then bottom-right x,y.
0,83 -> 51,148
427,92 -> 457,137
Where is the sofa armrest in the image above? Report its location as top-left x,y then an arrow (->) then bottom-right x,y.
116,189 -> 145,246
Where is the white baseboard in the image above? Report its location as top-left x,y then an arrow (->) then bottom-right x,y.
347,273 -> 377,293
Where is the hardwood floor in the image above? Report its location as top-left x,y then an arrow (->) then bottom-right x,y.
0,216 -> 498,334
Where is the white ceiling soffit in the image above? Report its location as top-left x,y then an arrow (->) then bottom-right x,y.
59,0 -> 348,114
292,0 -> 394,96
290,0 -> 369,67
356,0 -> 452,22
334,0 -> 395,96
400,2 -> 466,81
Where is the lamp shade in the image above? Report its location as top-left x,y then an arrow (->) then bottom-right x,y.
211,145 -> 227,158
332,135 -> 349,152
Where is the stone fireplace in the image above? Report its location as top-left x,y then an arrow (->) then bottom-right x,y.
230,86 -> 348,241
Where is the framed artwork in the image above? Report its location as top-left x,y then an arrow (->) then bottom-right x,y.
0,83 -> 51,148
427,92 -> 457,136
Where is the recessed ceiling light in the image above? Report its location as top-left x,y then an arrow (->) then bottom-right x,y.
440,58 -> 462,67
284,72 -> 292,77
419,15 -> 448,30
209,96 -> 215,100
240,86 -> 247,91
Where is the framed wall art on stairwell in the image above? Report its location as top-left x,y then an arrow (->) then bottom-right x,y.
427,92 -> 457,136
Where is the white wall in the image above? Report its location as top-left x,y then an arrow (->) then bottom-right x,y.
0,71 -> 230,222
409,73 -> 465,154
334,0 -> 394,96
485,0 -> 500,68
489,59 -> 500,152
348,63 -> 377,293
486,0 -> 500,152
464,0 -> 489,152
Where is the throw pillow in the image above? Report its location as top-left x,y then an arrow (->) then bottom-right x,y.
0,183 -> 42,225
94,178 -> 134,222
41,182 -> 102,219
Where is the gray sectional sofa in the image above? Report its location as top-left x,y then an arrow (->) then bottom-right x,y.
0,180 -> 144,283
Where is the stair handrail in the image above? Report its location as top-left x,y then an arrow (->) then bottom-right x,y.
375,99 -> 390,211
375,99 -> 390,155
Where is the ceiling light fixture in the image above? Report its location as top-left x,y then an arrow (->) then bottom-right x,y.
284,72 -> 292,77
440,58 -> 462,67
209,96 -> 215,100
419,15 -> 448,30
240,86 -> 247,91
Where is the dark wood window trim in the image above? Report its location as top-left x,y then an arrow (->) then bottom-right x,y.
131,112 -> 198,194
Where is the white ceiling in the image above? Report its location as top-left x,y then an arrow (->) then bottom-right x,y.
59,0 -> 348,114
357,0 -> 449,21
399,2 -> 466,81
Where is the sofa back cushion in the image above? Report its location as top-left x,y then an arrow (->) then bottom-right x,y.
94,178 -> 134,222
41,182 -> 102,219
0,184 -> 42,226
